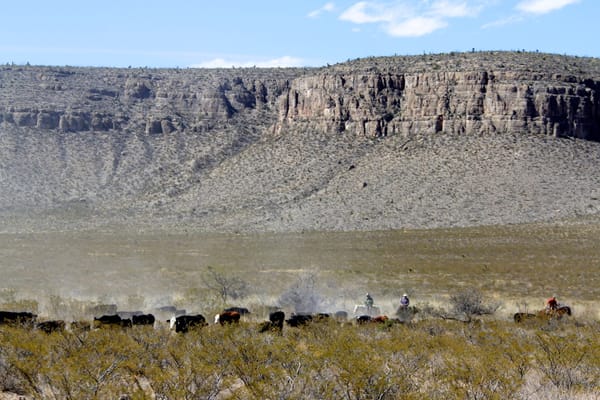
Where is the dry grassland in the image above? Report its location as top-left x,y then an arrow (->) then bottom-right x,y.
0,221 -> 599,399
0,220 -> 598,321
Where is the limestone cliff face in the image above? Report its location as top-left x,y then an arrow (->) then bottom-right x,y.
0,66 -> 297,135
2,52 -> 600,232
277,69 -> 600,140
2,54 -> 599,141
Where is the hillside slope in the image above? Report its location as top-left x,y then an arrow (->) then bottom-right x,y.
1,52 -> 599,233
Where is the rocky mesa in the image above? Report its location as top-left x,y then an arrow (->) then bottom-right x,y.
277,53 -> 600,139
1,51 -> 600,233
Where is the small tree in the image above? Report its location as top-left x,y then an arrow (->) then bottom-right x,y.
202,266 -> 248,303
448,289 -> 500,322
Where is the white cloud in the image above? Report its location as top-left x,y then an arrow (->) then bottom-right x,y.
484,0 -> 579,29
192,56 -> 305,68
339,2 -> 393,24
387,17 -> 448,37
429,1 -> 473,18
516,0 -> 580,14
339,1 -> 482,37
481,13 -> 524,28
308,2 -> 336,18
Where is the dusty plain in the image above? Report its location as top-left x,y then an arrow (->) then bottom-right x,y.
1,219 -> 598,321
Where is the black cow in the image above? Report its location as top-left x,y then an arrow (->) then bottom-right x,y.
170,314 -> 207,333
94,314 -> 131,329
36,320 -> 66,334
224,307 -> 251,315
259,310 -> 285,333
270,310 -> 285,325
0,311 -> 37,327
132,314 -> 155,326
120,318 -> 133,328
286,314 -> 313,327
356,315 -> 390,324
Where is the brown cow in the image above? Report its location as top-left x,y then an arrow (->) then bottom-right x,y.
215,311 -> 241,325
371,315 -> 389,323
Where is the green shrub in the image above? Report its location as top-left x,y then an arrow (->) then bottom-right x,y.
0,319 -> 598,399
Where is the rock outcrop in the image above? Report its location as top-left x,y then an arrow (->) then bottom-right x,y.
0,66 -> 298,136
2,53 -> 599,141
276,57 -> 600,140
1,52 -> 600,233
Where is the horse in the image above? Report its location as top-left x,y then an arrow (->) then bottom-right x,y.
514,305 -> 572,323
541,305 -> 572,319
353,305 -> 381,317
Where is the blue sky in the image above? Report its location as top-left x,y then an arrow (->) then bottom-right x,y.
0,0 -> 597,68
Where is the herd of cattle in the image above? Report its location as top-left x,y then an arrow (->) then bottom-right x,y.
0,304 -> 573,334
0,306 -> 414,334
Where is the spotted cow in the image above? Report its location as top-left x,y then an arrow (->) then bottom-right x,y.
215,310 -> 241,325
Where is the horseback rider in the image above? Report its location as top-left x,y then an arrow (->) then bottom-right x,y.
399,293 -> 410,309
365,293 -> 374,309
545,295 -> 558,311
